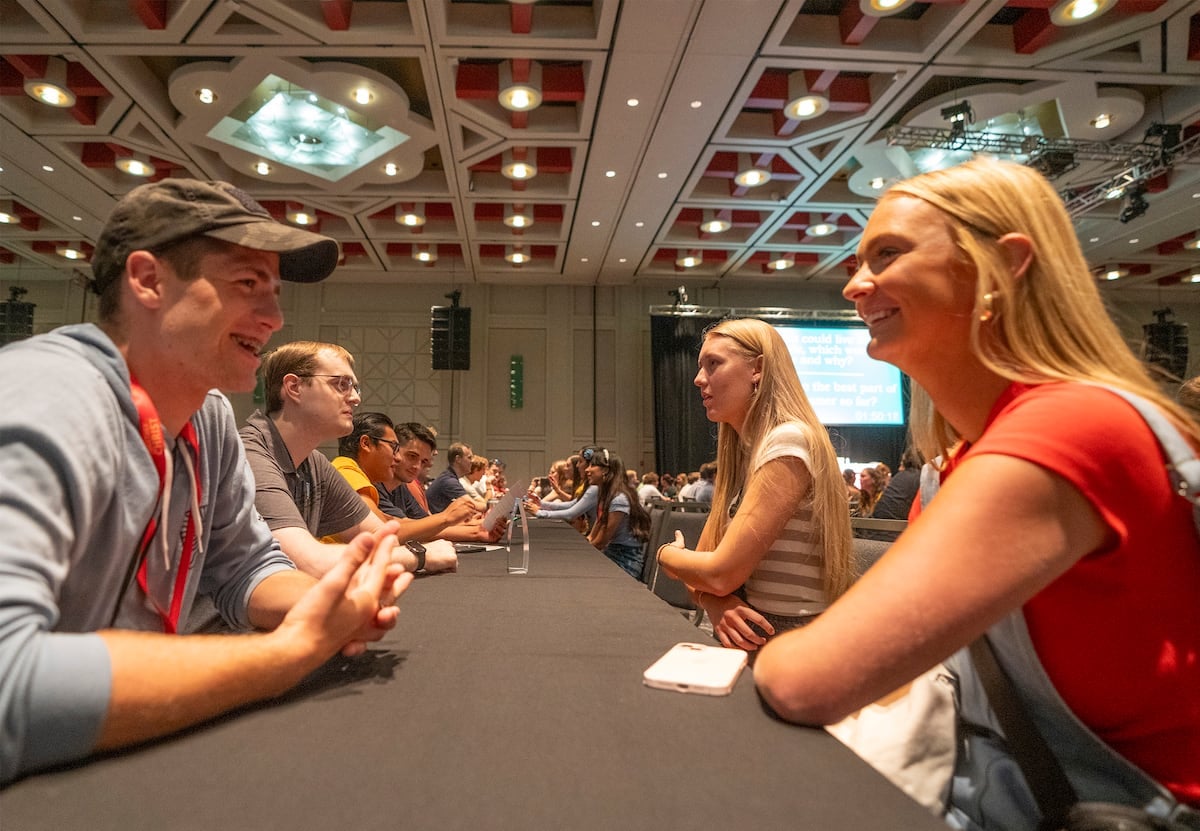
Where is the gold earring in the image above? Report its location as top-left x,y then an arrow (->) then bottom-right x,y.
979,292 -> 996,323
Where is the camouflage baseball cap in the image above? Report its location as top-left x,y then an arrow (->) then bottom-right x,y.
90,178 -> 340,291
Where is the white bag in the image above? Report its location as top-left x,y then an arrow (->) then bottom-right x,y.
825,664 -> 957,814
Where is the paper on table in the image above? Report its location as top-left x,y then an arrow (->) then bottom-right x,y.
480,480 -> 523,531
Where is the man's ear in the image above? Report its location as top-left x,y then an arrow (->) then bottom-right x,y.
280,373 -> 305,405
124,250 -> 166,310
996,233 -> 1034,280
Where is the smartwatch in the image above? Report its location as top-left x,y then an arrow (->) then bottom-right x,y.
405,540 -> 427,573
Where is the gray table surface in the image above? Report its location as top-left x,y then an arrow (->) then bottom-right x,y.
0,520 -> 944,830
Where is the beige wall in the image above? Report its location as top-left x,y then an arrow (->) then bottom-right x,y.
3,274 -> 1196,487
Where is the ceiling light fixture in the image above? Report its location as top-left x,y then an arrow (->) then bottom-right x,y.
413,244 -> 437,264
626,98 -> 639,107
286,203 -> 318,226
56,243 -> 86,260
808,219 -> 837,237
734,154 -> 771,188
1090,113 -> 1112,129
395,202 -> 426,227
783,72 -> 830,121
504,204 -> 532,229
501,150 -> 537,181
384,162 -> 399,176
676,249 -> 702,269
114,153 -> 155,177
505,245 -> 529,265
1183,235 -> 1200,251
498,62 -> 543,112
0,201 -> 22,225
196,87 -> 217,105
24,57 -> 77,108
768,255 -> 795,271
700,210 -> 731,234
254,161 -> 271,176
859,0 -> 915,15
1050,0 -> 1116,26
352,86 -> 373,106
1102,264 -> 1127,281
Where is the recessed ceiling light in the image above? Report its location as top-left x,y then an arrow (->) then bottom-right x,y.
254,161 -> 271,175
634,221 -> 645,228
1050,0 -> 1115,26
56,244 -> 86,260
859,0 -> 915,15
619,258 -> 627,263
115,155 -> 155,177
1089,236 -> 1100,243
1090,113 -> 1111,129
808,222 -> 837,237
504,204 -> 532,229
72,215 -> 82,222
605,170 -> 616,178
1129,238 -> 1139,244
502,159 -> 537,180
1188,271 -> 1200,283
353,86 -> 373,106
395,204 -> 426,227
581,257 -> 589,263
1183,236 -> 1200,250
690,100 -> 702,109
384,162 -> 399,176
627,98 -> 639,107
769,256 -> 795,271
24,57 -> 76,108
42,165 -> 55,173
734,167 -> 771,187
287,204 -> 318,226
591,220 -> 600,227
657,172 -> 668,179
869,177 -> 886,190
0,203 -> 19,225
196,88 -> 217,105
1102,264 -> 1126,280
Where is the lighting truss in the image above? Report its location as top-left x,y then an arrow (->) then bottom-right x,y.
1061,130 -> 1200,217
884,125 -> 1158,165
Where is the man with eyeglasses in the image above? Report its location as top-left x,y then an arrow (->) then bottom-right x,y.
376,422 -> 506,544
0,179 -> 411,783
240,341 -> 457,579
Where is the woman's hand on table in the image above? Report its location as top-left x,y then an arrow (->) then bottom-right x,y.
699,592 -> 775,652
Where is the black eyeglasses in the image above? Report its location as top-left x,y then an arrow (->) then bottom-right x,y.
372,435 -> 401,455
297,374 -> 360,396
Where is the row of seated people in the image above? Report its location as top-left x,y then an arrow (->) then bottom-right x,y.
238,341 -> 509,589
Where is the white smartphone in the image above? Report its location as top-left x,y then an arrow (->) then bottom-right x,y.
642,642 -> 748,696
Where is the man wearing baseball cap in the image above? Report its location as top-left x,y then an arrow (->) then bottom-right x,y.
0,179 -> 412,783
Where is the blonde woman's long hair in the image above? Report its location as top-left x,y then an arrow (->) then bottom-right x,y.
698,318 -> 854,601
887,158 -> 1200,462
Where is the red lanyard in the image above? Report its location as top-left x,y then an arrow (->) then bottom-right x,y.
129,375 -> 202,634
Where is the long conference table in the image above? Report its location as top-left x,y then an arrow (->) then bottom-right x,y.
1,520 -> 944,830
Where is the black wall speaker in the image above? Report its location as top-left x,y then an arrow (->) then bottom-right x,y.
431,305 -> 471,370
1144,321 -> 1188,380
0,299 -> 35,346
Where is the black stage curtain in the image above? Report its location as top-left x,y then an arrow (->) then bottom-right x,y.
651,314 -> 719,477
651,314 -> 911,475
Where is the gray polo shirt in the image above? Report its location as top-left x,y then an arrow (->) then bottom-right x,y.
239,410 -> 369,538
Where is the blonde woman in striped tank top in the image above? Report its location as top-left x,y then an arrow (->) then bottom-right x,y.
657,318 -> 853,652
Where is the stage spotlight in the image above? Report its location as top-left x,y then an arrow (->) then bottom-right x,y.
940,101 -> 974,137
1118,185 -> 1148,224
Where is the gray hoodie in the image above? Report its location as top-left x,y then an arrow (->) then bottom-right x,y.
0,323 -> 293,783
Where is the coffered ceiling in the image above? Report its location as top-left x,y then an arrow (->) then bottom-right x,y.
1,0 -> 1198,295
